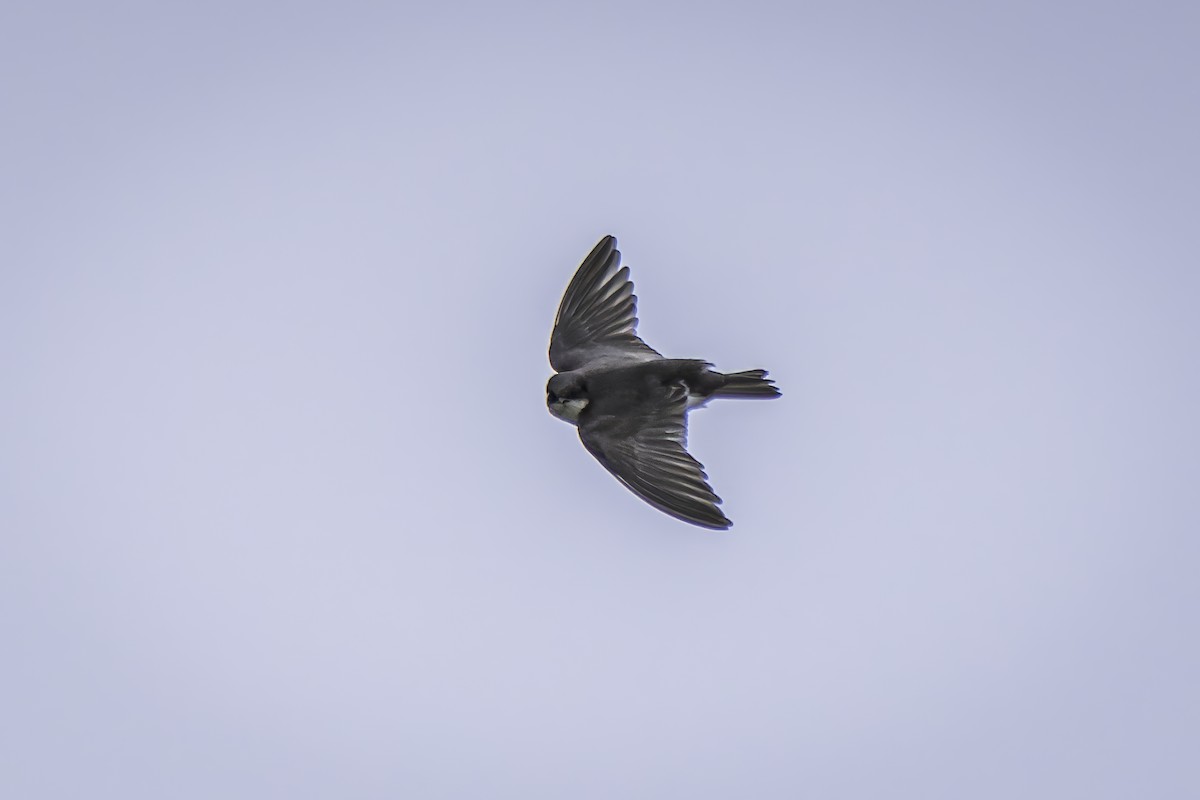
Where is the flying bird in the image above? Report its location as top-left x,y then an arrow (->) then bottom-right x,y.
546,235 -> 780,529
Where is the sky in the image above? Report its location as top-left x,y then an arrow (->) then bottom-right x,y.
2,1 -> 1198,797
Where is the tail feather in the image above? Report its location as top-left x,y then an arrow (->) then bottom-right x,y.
713,369 -> 781,398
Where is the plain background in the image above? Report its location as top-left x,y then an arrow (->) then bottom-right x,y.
3,1 -> 1197,797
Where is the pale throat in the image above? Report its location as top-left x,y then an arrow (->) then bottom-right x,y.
549,397 -> 589,423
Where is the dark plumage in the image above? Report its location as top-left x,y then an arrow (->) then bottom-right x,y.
546,235 -> 780,529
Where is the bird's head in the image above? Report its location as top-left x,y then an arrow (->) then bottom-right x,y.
546,373 -> 589,424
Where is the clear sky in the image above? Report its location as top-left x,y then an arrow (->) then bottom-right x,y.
3,1 -> 1197,797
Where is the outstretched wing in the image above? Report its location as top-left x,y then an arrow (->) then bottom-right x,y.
577,381 -> 731,530
549,235 -> 662,372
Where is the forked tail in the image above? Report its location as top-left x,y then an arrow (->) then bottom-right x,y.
713,369 -> 781,398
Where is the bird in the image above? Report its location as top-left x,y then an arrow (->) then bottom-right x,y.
546,235 -> 781,529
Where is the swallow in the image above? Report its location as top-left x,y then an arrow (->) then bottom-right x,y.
547,235 -> 780,529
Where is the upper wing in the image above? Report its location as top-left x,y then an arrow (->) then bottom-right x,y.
549,235 -> 662,372
578,381 -> 731,529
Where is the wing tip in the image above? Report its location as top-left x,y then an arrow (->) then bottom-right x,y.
665,503 -> 733,530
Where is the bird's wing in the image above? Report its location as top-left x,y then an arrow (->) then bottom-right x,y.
578,381 -> 731,529
549,235 -> 662,372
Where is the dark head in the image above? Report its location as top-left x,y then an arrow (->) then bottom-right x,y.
546,373 -> 589,424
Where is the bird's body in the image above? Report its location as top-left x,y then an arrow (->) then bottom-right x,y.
547,236 -> 780,529
550,359 -> 777,422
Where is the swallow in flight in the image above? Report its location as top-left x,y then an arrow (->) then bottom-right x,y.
547,235 -> 780,529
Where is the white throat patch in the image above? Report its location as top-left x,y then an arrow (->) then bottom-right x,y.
549,397 -> 589,424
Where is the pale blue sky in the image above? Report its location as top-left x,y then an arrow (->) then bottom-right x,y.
2,2 -> 1197,797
